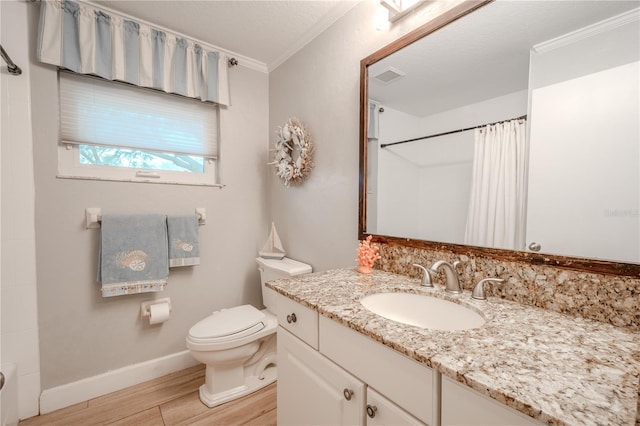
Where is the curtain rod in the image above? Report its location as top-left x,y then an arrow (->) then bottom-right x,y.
88,0 -> 239,68
0,44 -> 22,76
380,114 -> 527,148
28,0 -> 240,68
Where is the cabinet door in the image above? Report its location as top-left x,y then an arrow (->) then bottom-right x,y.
366,388 -> 426,426
278,327 -> 365,426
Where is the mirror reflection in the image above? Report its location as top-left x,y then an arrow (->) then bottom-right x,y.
365,1 -> 639,264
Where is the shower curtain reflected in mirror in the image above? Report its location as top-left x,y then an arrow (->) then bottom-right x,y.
366,100 -> 381,234
464,118 -> 527,250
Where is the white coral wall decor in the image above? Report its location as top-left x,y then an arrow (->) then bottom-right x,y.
271,118 -> 314,187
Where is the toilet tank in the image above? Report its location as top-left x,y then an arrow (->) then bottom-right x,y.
256,257 -> 312,311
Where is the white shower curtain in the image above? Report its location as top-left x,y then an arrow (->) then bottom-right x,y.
464,118 -> 527,250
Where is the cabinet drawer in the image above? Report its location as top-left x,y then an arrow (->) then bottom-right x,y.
319,316 -> 435,425
275,293 -> 319,349
441,375 -> 541,425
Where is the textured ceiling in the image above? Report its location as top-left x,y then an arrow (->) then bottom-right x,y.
94,0 -> 360,71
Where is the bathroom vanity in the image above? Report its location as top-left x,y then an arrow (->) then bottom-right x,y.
266,269 -> 640,425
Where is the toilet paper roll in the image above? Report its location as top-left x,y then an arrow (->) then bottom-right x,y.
149,302 -> 170,325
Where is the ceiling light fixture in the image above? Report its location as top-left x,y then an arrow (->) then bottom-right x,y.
380,0 -> 429,23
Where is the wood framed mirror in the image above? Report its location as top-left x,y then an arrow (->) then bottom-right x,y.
359,0 -> 640,277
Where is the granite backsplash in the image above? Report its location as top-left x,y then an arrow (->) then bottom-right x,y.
376,242 -> 640,332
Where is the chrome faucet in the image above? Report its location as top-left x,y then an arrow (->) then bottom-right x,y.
471,278 -> 505,301
412,264 -> 435,287
429,260 -> 462,294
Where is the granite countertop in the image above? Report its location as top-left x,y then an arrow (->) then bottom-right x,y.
266,268 -> 640,426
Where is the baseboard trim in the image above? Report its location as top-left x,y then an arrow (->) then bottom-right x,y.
39,350 -> 199,414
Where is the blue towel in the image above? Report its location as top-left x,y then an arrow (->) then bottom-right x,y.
98,214 -> 169,297
167,215 -> 200,267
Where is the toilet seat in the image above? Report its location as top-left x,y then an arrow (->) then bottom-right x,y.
186,306 -> 277,351
189,305 -> 266,342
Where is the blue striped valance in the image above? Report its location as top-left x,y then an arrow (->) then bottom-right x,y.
37,0 -> 230,105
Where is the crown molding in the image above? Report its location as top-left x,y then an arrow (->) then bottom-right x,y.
533,7 -> 639,54
233,55 -> 268,74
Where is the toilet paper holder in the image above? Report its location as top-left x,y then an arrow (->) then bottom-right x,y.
141,298 -> 172,321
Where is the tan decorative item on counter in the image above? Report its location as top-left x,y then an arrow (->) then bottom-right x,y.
259,222 -> 286,259
271,117 -> 314,187
356,235 -> 381,274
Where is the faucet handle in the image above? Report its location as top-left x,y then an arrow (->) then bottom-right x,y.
471,278 -> 505,301
412,264 -> 435,287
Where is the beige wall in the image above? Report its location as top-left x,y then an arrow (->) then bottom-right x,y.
27,4 -> 270,389
268,1 -> 465,272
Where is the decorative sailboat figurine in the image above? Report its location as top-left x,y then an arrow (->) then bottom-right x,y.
259,222 -> 286,259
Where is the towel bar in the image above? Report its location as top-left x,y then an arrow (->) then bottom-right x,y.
85,207 -> 206,229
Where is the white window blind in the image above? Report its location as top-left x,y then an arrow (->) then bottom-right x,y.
59,71 -> 218,158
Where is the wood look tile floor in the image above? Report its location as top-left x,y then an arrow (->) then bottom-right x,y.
20,365 -> 277,426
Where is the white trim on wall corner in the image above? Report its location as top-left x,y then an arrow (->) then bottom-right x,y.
39,351 -> 200,414
532,7 -> 639,54
237,56 -> 269,74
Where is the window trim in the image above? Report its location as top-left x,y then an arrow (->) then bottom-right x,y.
58,143 -> 221,187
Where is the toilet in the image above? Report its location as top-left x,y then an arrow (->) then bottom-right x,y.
186,256 -> 312,408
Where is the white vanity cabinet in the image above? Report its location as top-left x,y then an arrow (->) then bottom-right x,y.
277,327 -> 366,425
277,323 -> 426,426
319,316 -> 435,425
274,292 -> 431,425
441,376 -> 541,425
274,291 -> 541,426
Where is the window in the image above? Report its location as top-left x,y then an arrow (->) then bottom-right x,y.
58,71 -> 219,186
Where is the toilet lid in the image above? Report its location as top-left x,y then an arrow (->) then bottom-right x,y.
189,305 -> 266,340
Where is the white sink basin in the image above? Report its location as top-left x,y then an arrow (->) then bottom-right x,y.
360,292 -> 485,331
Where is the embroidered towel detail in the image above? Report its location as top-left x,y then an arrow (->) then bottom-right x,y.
167,215 -> 200,267
98,214 -> 169,297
